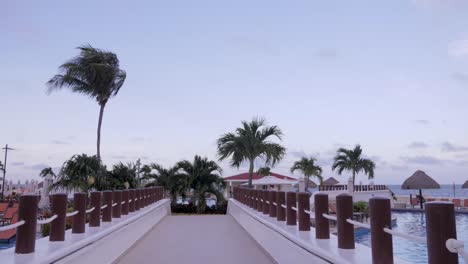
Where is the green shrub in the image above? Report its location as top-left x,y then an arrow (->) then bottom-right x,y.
353,201 -> 369,213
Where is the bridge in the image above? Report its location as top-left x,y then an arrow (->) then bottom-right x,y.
0,187 -> 467,264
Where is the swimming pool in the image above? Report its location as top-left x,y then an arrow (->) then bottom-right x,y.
355,211 -> 468,263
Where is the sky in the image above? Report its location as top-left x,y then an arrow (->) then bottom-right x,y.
1,0 -> 468,185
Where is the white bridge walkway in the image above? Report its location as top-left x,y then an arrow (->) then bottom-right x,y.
117,215 -> 275,264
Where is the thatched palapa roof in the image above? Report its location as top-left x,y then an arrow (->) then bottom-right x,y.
322,177 -> 339,186
401,170 -> 440,190
463,180 -> 468,189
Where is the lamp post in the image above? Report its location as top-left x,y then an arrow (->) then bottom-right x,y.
1,144 -> 14,199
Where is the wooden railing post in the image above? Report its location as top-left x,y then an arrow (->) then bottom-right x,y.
102,190 -> 112,222
276,191 -> 286,221
50,193 -> 67,241
370,197 -> 393,264
122,190 -> 129,215
256,190 -> 262,212
286,192 -> 296,226
72,192 -> 86,234
15,194 -> 40,254
269,190 -> 277,218
112,190 -> 122,218
425,202 -> 458,264
262,190 -> 269,214
89,191 -> 101,227
336,193 -> 354,249
297,192 -> 310,231
314,193 -> 329,239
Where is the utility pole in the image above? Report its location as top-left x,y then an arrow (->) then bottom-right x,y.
1,144 -> 14,199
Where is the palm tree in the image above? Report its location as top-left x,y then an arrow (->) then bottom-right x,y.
143,163 -> 188,204
51,154 -> 102,192
331,145 -> 375,187
39,167 -> 56,178
107,162 -> 138,190
217,118 -> 286,188
177,155 -> 225,213
47,44 -> 126,161
256,167 -> 271,177
290,158 -> 323,192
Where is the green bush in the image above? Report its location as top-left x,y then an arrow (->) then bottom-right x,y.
171,201 -> 227,214
353,201 -> 369,213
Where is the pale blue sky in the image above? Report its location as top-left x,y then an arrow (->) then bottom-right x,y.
1,0 -> 468,184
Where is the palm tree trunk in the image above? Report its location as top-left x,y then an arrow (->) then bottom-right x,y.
96,103 -> 105,161
305,175 -> 309,192
248,159 -> 254,188
352,170 -> 356,191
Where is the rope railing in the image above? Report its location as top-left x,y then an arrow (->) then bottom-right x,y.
304,209 -> 312,215
66,211 -> 79,217
446,238 -> 468,263
37,215 -> 58,225
112,203 -> 118,207
0,220 -> 25,231
291,206 -> 297,211
85,207 -> 95,214
100,204 -> 108,209
383,228 -> 426,243
121,201 -> 126,205
347,219 -> 370,229
322,213 -> 337,221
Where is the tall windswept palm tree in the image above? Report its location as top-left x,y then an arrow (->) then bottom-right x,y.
47,44 -> 126,161
331,145 -> 375,187
39,167 -> 56,178
257,167 -> 271,177
290,157 -> 323,192
217,118 -> 286,188
177,155 -> 225,213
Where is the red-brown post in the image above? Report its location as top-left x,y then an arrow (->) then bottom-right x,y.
102,191 -> 112,222
129,189 -> 135,212
249,189 -> 254,208
122,190 -> 129,215
136,189 -> 142,209
15,195 -> 40,254
89,192 -> 101,227
256,190 -> 262,212
269,190 -> 277,218
112,190 -> 122,218
297,192 -> 311,231
262,190 -> 269,214
251,189 -> 257,209
286,192 -> 297,226
336,194 -> 354,249
370,197 -> 393,264
72,192 -> 86,234
276,191 -> 286,221
50,193 -> 67,241
314,193 -> 330,239
425,202 -> 458,264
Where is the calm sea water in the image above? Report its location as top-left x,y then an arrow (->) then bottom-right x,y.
387,184 -> 468,198
355,211 -> 468,263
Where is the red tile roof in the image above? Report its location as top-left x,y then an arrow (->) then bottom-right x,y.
223,172 -> 296,181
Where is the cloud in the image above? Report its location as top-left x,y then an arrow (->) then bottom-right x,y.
400,155 -> 443,165
452,72 -> 468,83
11,162 -> 25,166
414,120 -> 430,125
316,48 -> 338,60
408,141 -> 429,149
25,164 -> 50,170
288,150 -> 319,159
389,164 -> 409,171
50,139 -> 70,145
112,155 -> 128,160
441,142 -> 468,152
449,39 -> 468,57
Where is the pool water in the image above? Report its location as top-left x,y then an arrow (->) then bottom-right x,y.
355,211 -> 468,263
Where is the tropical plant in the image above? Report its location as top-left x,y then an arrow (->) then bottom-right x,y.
331,145 -> 375,187
143,163 -> 188,204
177,155 -> 226,213
107,162 -> 138,190
217,118 -> 286,188
39,167 -> 56,178
47,44 -> 126,161
256,167 -> 271,177
290,157 -> 323,192
51,154 -> 102,192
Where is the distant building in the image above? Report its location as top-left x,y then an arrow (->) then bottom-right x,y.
223,172 -> 296,198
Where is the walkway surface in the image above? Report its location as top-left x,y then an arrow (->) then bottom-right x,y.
117,215 -> 275,264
